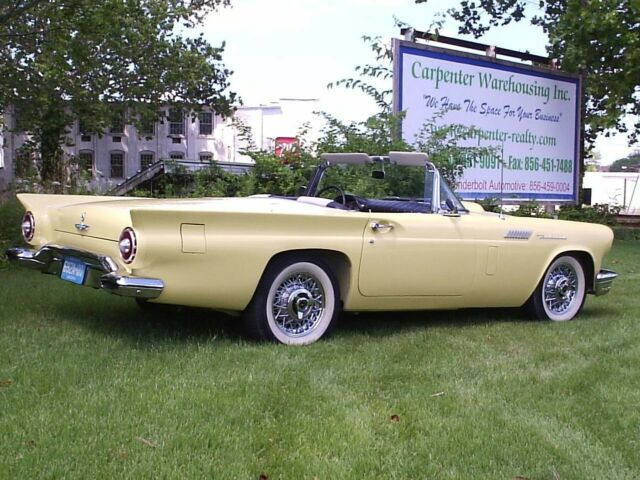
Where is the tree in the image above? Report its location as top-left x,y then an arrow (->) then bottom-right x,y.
418,0 -> 640,147
608,151 -> 640,172
0,0 -> 237,183
584,150 -> 601,172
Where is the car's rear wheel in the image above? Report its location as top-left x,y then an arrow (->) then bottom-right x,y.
527,255 -> 586,321
244,256 -> 340,345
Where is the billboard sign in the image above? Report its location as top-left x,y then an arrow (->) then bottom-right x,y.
393,39 -> 581,203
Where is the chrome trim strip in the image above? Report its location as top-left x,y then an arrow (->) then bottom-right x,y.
593,268 -> 617,296
537,234 -> 567,240
6,245 -> 163,299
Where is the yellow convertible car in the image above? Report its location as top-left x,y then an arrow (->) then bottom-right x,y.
7,152 -> 617,345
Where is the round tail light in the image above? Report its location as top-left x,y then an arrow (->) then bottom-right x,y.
118,227 -> 137,264
21,211 -> 35,242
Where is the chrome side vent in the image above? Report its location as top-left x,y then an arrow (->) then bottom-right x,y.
504,229 -> 532,240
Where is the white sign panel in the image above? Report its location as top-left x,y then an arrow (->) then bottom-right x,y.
393,39 -> 581,203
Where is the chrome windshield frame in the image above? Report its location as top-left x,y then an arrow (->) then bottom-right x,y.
307,152 -> 464,214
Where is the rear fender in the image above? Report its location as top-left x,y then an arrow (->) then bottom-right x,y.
17,193 -> 127,247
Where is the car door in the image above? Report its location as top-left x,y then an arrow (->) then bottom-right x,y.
358,212 -> 477,297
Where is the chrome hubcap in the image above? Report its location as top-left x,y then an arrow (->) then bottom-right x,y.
544,263 -> 578,315
272,273 -> 325,336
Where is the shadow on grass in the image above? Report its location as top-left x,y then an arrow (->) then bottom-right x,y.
336,307 -> 528,339
31,292 -> 247,347
12,266 -> 609,346
30,287 -> 535,346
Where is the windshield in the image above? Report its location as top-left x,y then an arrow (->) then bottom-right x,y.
315,162 -> 466,213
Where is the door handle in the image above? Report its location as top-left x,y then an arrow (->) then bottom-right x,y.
370,222 -> 394,231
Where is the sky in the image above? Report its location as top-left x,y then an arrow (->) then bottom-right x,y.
202,0 -> 636,163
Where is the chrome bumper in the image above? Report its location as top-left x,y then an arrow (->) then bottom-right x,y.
6,246 -> 164,299
593,268 -> 617,296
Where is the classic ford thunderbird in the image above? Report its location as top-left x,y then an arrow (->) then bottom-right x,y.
7,152 -> 617,344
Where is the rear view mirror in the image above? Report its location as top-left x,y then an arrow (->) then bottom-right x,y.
372,170 -> 385,180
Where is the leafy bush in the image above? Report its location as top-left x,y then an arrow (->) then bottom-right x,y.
249,153 -> 317,196
558,203 -> 621,226
0,196 -> 25,268
506,201 -> 622,226
475,197 -> 501,213
508,201 -> 553,218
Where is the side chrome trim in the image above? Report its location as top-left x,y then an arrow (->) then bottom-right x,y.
537,234 -> 567,240
593,269 -> 617,296
6,245 -> 164,299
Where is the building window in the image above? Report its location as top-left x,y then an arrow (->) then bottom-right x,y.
78,119 -> 92,142
169,152 -> 184,160
78,151 -> 93,175
140,152 -> 154,170
110,152 -> 124,178
110,111 -> 124,134
168,108 -> 184,136
199,112 -> 213,135
140,117 -> 155,137
199,152 -> 213,163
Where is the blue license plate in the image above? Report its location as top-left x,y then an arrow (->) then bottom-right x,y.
61,257 -> 87,285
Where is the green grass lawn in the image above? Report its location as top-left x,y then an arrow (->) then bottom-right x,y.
1,241 -> 639,479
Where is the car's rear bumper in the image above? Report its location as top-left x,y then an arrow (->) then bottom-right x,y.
593,268 -> 617,296
6,246 -> 164,299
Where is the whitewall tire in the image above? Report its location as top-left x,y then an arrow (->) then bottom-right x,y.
244,256 -> 340,345
528,255 -> 586,322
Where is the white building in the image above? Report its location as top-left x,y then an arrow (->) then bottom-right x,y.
0,98 -> 321,191
583,171 -> 640,214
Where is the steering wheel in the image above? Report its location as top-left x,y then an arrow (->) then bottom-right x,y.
316,185 -> 346,205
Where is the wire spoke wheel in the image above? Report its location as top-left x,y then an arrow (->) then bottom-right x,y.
272,272 -> 326,337
244,257 -> 340,345
543,263 -> 578,315
527,255 -> 586,322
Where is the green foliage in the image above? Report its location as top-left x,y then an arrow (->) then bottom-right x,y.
248,153 -> 316,197
608,151 -> 640,172
0,0 -> 237,183
475,196 -> 501,213
509,200 -> 553,218
507,200 -> 621,226
428,0 -> 640,146
558,203 -> 621,226
0,196 -> 24,268
190,164 -> 253,198
315,112 -> 410,157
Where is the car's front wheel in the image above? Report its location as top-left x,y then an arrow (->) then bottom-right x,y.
527,254 -> 586,321
243,256 -> 340,345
